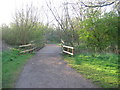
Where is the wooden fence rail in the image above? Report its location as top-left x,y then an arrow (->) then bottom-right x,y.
62,45 -> 74,55
19,44 -> 33,48
61,39 -> 74,55
19,43 -> 36,53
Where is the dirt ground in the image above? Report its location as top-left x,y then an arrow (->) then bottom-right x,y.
15,44 -> 98,88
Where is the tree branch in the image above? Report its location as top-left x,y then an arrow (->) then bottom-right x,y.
81,1 -> 115,7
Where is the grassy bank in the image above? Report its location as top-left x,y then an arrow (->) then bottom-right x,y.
64,53 -> 119,88
2,48 -> 34,88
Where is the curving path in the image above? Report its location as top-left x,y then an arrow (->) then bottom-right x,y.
15,44 -> 98,88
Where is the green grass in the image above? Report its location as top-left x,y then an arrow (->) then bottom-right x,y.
2,48 -> 34,88
64,53 -> 119,88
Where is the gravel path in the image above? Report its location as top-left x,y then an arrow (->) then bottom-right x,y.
15,44 -> 98,88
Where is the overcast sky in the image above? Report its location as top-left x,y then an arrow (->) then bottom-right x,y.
0,0 -> 71,25
0,0 -> 113,26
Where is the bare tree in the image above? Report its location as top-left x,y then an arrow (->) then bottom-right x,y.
13,4 -> 41,45
46,0 -> 81,46
46,0 -> 118,47
81,0 -> 115,7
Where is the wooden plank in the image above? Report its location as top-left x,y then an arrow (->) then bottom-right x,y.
61,39 -> 64,44
62,45 -> 74,49
20,47 -> 36,53
19,44 -> 33,48
63,50 -> 74,55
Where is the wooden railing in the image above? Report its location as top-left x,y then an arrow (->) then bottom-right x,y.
62,45 -> 74,55
61,39 -> 74,55
19,43 -> 36,53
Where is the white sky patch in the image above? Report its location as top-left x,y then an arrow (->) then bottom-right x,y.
0,0 -> 44,25
0,0 -> 67,25
0,0 -> 114,26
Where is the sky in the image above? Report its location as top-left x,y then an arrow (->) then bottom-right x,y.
0,0 -> 113,26
0,0 -> 70,25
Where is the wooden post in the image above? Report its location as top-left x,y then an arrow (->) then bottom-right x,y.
72,48 -> 74,55
67,48 -> 69,52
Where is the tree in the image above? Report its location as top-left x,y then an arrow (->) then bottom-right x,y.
78,10 -> 118,52
13,4 -> 41,45
46,1 -> 81,46
1,4 -> 46,47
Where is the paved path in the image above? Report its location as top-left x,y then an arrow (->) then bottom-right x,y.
15,44 -> 98,88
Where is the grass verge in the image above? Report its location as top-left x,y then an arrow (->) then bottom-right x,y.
64,53 -> 119,88
2,48 -> 34,88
